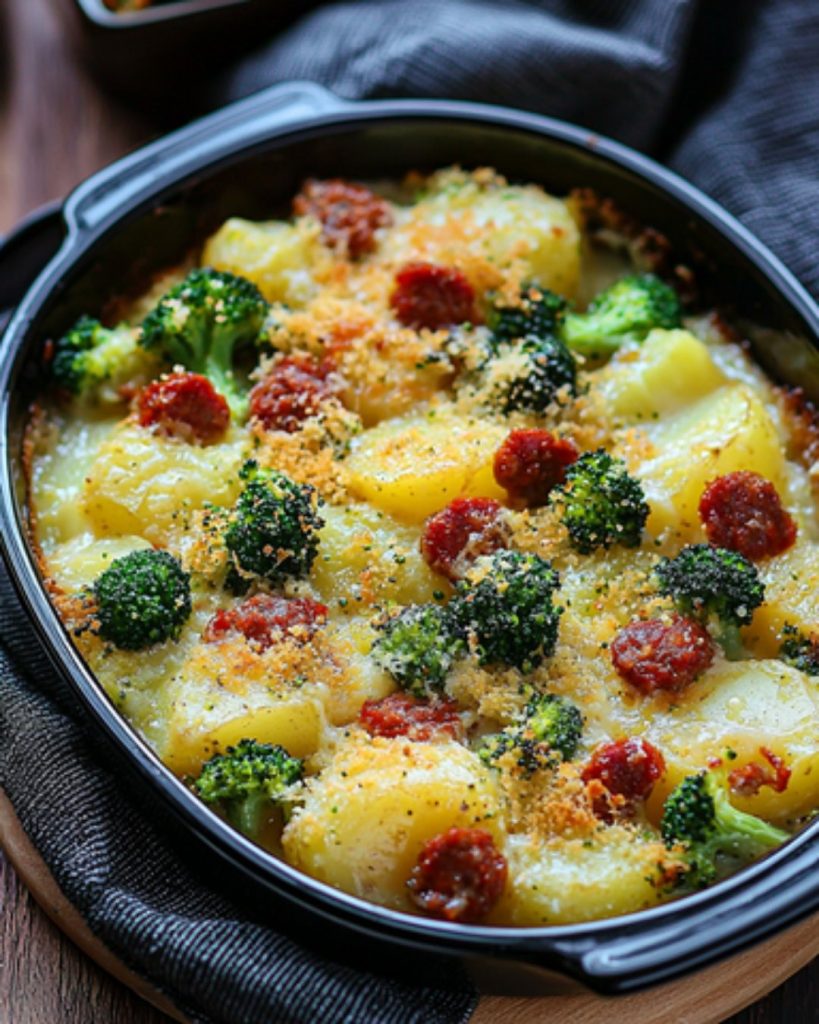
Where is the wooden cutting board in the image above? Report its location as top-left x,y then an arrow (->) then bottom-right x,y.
1,789 -> 816,1024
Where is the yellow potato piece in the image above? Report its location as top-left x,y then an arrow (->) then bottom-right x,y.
83,423 -> 246,545
161,677 -> 324,778
345,409 -> 506,523
744,543 -> 819,656
645,659 -> 819,825
46,534 -> 153,591
476,189 -> 581,297
312,503 -> 445,610
202,218 -> 319,306
31,413 -> 119,547
282,737 -> 503,909
494,830 -> 675,925
391,183 -> 581,298
319,619 -> 395,725
637,383 -> 787,540
599,328 -> 725,422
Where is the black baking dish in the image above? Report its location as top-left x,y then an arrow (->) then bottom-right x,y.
52,0 -> 309,103
1,81 -> 818,997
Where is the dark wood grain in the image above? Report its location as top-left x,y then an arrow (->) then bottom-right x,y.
0,850 -> 169,1024
0,1 -> 814,1022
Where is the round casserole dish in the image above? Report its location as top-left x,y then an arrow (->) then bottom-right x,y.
1,81 -> 818,996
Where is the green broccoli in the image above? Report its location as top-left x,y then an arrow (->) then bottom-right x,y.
779,624 -> 819,676
139,267 -> 269,419
193,739 -> 303,838
224,460 -> 324,593
479,692 -> 583,774
655,544 -> 765,658
51,316 -> 152,402
550,448 -> 649,554
372,604 -> 465,697
491,335 -> 578,413
93,548 -> 191,650
487,284 -> 568,347
661,765 -> 789,888
453,550 -> 562,672
560,273 -> 681,359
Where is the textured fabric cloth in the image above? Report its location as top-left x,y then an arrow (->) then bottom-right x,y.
216,0 -> 819,299
3,2 -> 818,1022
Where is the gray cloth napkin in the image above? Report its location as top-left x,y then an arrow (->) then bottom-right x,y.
3,1 -> 818,1021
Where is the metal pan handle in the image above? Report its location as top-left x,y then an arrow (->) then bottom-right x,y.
62,81 -> 349,239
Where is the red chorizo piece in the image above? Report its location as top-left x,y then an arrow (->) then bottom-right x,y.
137,371 -> 230,444
359,693 -> 463,742
611,616 -> 715,694
249,354 -> 337,433
420,497 -> 510,581
493,429 -> 579,507
407,827 -> 507,923
729,747 -> 791,797
582,737 -> 665,821
293,178 -> 392,258
204,594 -> 327,651
699,471 -> 797,560
391,263 -> 479,330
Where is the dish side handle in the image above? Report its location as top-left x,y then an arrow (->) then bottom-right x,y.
0,203 -> 68,332
540,826 -> 819,994
62,82 -> 350,238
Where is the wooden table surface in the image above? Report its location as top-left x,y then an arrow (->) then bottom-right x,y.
0,1 -> 816,1021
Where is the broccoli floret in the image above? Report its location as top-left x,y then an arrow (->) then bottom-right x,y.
655,544 -> 764,658
779,624 -> 819,676
550,449 -> 649,554
372,604 -> 465,697
661,766 -> 789,888
491,335 -> 578,414
140,267 -> 269,419
193,739 -> 303,838
524,692 -> 583,760
224,460 -> 323,592
560,273 -> 681,359
453,550 -> 562,672
487,284 -> 568,347
480,692 -> 583,774
51,316 -> 150,401
93,548 -> 191,650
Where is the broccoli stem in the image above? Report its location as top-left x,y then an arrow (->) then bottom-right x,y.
709,774 -> 789,858
229,791 -> 270,837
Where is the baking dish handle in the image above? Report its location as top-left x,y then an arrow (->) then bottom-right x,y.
0,203 -> 67,332
539,830 -> 819,993
62,81 -> 351,238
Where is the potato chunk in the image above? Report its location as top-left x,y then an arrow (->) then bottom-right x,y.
319,619 -> 395,724
31,412 -> 119,547
345,408 -> 506,523
599,329 -> 725,423
159,640 -> 326,776
645,659 -> 819,824
282,736 -> 503,909
46,534 -> 152,591
390,180 -> 581,298
636,384 -> 787,540
744,543 -> 819,656
202,218 -> 320,305
312,503 -> 444,610
83,422 -> 246,545
494,829 -> 676,925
